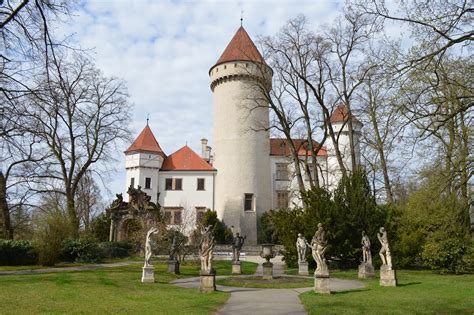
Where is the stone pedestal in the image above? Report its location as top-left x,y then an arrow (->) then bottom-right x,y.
380,265 -> 397,286
358,262 -> 375,279
262,262 -> 273,280
199,273 -> 216,293
298,262 -> 309,276
314,274 -> 331,294
141,266 -> 155,283
232,261 -> 242,274
168,260 -> 180,274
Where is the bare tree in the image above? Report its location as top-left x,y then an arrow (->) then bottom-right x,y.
75,171 -> 103,231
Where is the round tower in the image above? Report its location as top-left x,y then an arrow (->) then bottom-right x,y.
209,26 -> 273,244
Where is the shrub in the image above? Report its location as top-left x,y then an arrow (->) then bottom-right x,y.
99,241 -> 133,259
0,239 -> 38,265
198,210 -> 233,244
60,237 -> 102,263
34,211 -> 74,266
89,212 -> 110,242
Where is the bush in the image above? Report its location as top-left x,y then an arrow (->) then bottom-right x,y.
99,241 -> 133,259
0,239 -> 38,265
89,212 -> 110,242
198,210 -> 233,244
60,237 -> 102,263
34,211 -> 74,266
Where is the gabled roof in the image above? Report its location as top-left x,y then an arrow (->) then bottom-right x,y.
212,26 -> 266,69
270,138 -> 327,157
125,125 -> 166,157
161,146 -> 215,171
330,105 -> 361,124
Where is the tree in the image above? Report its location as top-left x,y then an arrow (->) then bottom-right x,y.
22,54 -> 131,235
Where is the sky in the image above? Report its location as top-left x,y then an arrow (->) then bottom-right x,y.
60,0 -> 346,200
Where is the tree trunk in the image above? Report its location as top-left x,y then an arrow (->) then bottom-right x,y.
66,193 -> 79,236
0,172 -> 13,239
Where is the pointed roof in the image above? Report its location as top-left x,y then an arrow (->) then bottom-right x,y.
125,125 -> 166,157
212,26 -> 266,69
330,105 -> 361,125
270,139 -> 327,157
161,146 -> 215,171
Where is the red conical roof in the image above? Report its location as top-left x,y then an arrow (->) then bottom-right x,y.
212,26 -> 266,69
125,125 -> 166,157
161,146 -> 215,171
330,105 -> 361,125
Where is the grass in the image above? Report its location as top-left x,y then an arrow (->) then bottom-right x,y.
217,275 -> 313,288
300,269 -> 474,314
0,260 -> 257,314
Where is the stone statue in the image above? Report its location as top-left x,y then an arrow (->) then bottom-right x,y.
361,230 -> 372,264
296,233 -> 310,263
232,232 -> 246,263
144,227 -> 158,267
200,225 -> 215,274
377,227 -> 392,269
310,223 -> 329,275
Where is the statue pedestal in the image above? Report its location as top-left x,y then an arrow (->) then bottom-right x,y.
380,265 -> 397,286
141,266 -> 155,283
232,261 -> 242,274
262,262 -> 273,280
298,262 -> 309,276
314,273 -> 331,294
199,272 -> 216,293
168,260 -> 180,274
358,262 -> 375,279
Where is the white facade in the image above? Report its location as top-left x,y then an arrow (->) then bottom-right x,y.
125,152 -> 163,203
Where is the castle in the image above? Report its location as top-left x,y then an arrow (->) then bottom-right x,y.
123,26 -> 361,244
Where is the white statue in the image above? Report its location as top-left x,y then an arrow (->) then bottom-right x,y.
200,225 -> 215,274
144,227 -> 158,267
296,233 -> 310,263
310,223 -> 328,275
361,230 -> 372,265
377,227 -> 392,269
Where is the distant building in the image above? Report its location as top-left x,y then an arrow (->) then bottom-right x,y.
123,26 -> 361,244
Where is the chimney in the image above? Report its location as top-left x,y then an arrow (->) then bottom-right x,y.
206,146 -> 212,161
209,154 -> 214,165
201,138 -> 208,160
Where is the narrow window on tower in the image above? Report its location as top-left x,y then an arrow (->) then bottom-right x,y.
145,177 -> 151,189
197,178 -> 205,191
130,177 -> 135,188
244,193 -> 254,211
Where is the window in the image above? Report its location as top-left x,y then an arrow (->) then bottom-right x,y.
244,193 -> 254,211
165,178 -> 183,190
196,207 -> 206,223
130,177 -> 135,188
163,207 -> 183,225
276,191 -> 289,208
145,177 -> 151,189
197,178 -> 205,191
276,163 -> 289,181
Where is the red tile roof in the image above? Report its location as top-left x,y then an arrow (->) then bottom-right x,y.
125,125 -> 166,157
330,105 -> 361,124
212,26 -> 266,68
270,138 -> 327,157
161,146 -> 215,171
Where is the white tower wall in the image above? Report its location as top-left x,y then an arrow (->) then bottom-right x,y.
210,61 -> 272,244
125,152 -> 163,203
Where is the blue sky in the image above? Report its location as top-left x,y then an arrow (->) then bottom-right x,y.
61,0 -> 345,200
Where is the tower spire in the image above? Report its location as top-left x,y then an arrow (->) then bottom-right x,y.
240,9 -> 243,27
146,113 -> 149,126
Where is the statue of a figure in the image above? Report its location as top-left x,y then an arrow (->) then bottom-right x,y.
377,227 -> 392,269
200,225 -> 215,274
144,227 -> 158,267
169,231 -> 184,261
232,232 -> 246,263
310,223 -> 328,275
361,230 -> 372,264
296,233 -> 310,263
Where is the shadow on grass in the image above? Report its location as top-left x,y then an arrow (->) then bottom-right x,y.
330,288 -> 371,295
397,281 -> 421,287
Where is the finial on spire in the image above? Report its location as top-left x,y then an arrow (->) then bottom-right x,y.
240,9 -> 243,27
146,113 -> 149,126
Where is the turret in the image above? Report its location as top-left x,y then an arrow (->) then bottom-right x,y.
209,26 -> 273,244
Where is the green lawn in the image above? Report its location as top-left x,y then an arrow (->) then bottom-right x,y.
300,269 -> 474,314
0,260 -> 257,314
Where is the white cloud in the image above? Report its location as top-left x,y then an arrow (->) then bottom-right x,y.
61,0 -> 344,201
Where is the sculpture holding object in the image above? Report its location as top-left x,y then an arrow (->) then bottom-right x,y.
310,223 -> 329,276
377,227 -> 392,269
232,232 -> 246,263
144,227 -> 159,267
296,233 -> 310,263
199,225 -> 215,274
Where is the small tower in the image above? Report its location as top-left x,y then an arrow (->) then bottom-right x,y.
124,125 -> 166,203
326,105 -> 363,191
209,26 -> 273,244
